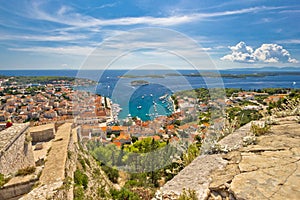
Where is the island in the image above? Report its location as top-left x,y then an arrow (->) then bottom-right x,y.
119,74 -> 165,78
130,80 -> 150,86
119,71 -> 300,80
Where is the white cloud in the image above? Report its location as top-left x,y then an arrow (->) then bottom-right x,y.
57,5 -> 72,16
7,28 -> 214,69
7,29 -> 208,58
220,41 -> 255,63
197,6 -> 285,18
276,39 -> 300,44
221,41 -> 298,63
253,43 -> 295,63
27,3 -> 285,28
28,2 -> 196,27
0,34 -> 87,42
9,46 -> 94,56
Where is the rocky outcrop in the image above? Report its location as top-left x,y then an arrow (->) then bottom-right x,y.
155,154 -> 227,199
209,117 -> 300,200
218,122 -> 252,151
155,117 -> 300,200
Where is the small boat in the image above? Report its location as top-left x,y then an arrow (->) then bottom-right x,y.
150,94 -> 153,97
137,105 -> 142,109
159,94 -> 168,100
142,95 -> 145,99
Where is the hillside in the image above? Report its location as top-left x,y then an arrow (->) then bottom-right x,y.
154,116 -> 300,199
18,125 -> 116,200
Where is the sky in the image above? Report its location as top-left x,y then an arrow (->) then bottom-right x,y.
0,0 -> 300,70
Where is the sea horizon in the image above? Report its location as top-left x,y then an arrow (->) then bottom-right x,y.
1,68 -> 300,120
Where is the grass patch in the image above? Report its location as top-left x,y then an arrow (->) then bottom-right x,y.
250,122 -> 271,136
60,176 -> 72,191
16,166 -> 36,176
0,173 -> 10,187
178,188 -> 198,200
67,150 -> 73,159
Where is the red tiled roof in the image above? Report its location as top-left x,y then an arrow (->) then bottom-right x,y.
113,141 -> 122,147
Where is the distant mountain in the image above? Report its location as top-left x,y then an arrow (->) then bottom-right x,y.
226,66 -> 300,71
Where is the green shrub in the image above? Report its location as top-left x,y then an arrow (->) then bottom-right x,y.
84,157 -> 91,167
78,156 -> 86,171
178,188 -> 198,200
0,173 -> 8,187
97,185 -> 108,198
74,169 -> 88,189
250,122 -> 270,136
102,165 -> 119,184
93,168 -> 101,176
16,166 -> 36,176
74,186 -> 85,200
182,144 -> 200,166
110,188 -> 140,200
124,180 -> 143,188
61,176 -> 72,190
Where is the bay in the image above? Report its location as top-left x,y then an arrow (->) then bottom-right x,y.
1,69 -> 300,121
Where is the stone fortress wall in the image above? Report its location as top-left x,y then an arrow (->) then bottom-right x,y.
0,123 -> 35,175
29,123 -> 55,143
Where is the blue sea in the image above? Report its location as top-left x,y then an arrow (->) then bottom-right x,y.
1,69 -> 300,121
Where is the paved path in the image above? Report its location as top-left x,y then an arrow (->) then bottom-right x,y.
39,123 -> 72,185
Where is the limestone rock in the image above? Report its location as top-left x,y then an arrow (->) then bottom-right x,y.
157,117 -> 300,200
154,154 -> 227,200
209,117 -> 300,200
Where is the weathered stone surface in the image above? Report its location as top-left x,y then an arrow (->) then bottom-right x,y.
155,154 -> 227,199
0,178 -> 37,200
209,117 -> 300,200
239,150 -> 298,172
156,117 -> 300,200
222,151 -> 242,164
209,164 -> 240,189
0,123 -> 29,152
30,123 -> 55,143
0,123 -> 35,175
21,123 -> 72,200
39,123 -> 72,185
20,181 -> 63,200
218,122 -> 252,151
20,124 -> 116,200
230,162 -> 299,200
